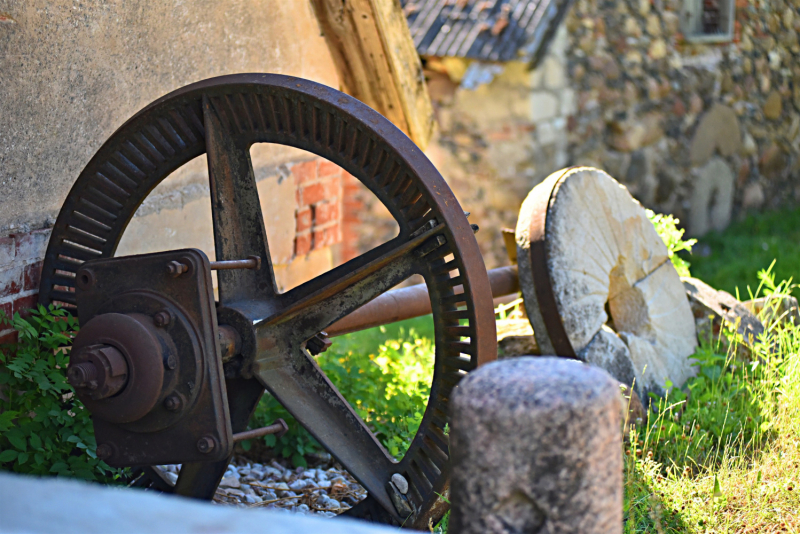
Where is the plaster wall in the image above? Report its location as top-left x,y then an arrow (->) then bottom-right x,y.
0,0 -> 338,230
0,0 -> 345,299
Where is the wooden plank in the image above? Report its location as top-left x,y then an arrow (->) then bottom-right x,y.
310,0 -> 434,150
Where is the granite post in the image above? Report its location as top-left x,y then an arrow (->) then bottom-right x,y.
449,357 -> 623,533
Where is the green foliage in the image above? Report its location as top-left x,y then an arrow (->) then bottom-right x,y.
0,305 -> 121,481
252,316 -> 435,466
623,267 -> 800,532
646,209 -> 696,277
686,206 -> 800,295
641,338 -> 773,473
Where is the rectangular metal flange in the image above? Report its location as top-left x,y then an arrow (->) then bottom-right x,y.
75,249 -> 232,467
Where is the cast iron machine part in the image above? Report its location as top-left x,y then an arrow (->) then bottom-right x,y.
38,74 -> 496,528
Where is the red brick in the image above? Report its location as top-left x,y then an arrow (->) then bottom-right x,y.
314,201 -> 340,226
292,160 -> 318,186
13,294 -> 38,318
0,300 -> 11,320
0,329 -> 18,346
317,160 -> 341,178
301,182 -> 327,206
0,267 -> 22,299
296,207 -> 313,233
23,261 -> 42,291
312,225 -> 341,250
294,233 -> 312,257
298,175 -> 342,207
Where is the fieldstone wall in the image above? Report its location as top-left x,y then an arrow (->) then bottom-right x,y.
422,27 -> 574,268
406,0 -> 800,266
565,0 -> 800,236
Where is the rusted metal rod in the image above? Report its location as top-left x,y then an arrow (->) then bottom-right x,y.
216,266 -> 519,356
209,256 -> 261,270
326,265 -> 519,336
232,419 -> 288,442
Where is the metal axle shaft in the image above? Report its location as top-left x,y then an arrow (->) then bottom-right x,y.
326,265 -> 519,336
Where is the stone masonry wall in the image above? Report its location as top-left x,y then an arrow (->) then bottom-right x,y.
565,0 -> 800,236
423,27 -> 575,268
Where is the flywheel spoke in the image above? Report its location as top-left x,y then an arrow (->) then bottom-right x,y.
255,348 -> 399,519
264,224 -> 446,341
204,95 -> 277,304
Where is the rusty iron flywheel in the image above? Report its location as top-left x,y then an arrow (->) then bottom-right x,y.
37,74 -> 496,528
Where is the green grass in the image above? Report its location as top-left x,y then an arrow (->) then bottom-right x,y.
304,265 -> 800,533
685,206 -> 800,296
623,280 -> 800,533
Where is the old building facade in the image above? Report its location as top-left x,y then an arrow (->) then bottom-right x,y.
403,0 -> 800,267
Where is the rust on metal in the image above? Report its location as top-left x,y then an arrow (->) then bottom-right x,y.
327,265 -> 519,336
526,168 -> 578,358
232,418 -> 288,442
39,74 -> 496,527
71,249 -> 233,467
218,325 -> 241,362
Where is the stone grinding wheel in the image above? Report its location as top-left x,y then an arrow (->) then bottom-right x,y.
37,74 -> 496,528
515,167 -> 697,398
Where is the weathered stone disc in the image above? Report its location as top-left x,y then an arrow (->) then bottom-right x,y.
515,167 -> 697,396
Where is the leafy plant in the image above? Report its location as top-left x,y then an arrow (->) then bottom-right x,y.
0,305 -> 121,481
646,209 -> 696,277
623,268 -> 800,532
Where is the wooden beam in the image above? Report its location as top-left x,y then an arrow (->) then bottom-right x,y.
310,0 -> 434,150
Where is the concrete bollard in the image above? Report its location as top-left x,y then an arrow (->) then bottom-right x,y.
449,357 -> 623,534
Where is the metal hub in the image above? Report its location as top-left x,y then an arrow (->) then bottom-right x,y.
38,74 -> 496,528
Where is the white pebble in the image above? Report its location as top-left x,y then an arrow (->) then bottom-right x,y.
391,473 -> 409,494
262,467 -> 282,479
289,479 -> 309,491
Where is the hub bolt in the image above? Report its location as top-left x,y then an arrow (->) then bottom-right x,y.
167,261 -> 189,277
154,310 -> 172,327
163,394 -> 183,412
307,331 -> 332,355
197,436 -> 216,454
67,362 -> 99,390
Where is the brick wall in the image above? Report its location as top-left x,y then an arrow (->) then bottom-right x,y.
291,159 -> 344,258
341,172 -> 367,262
0,229 -> 50,344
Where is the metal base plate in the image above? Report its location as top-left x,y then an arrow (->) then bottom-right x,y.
75,249 -> 232,466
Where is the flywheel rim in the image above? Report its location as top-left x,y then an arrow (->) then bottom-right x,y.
38,73 -> 496,528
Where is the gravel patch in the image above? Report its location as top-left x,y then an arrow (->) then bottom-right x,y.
157,457 -> 367,516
